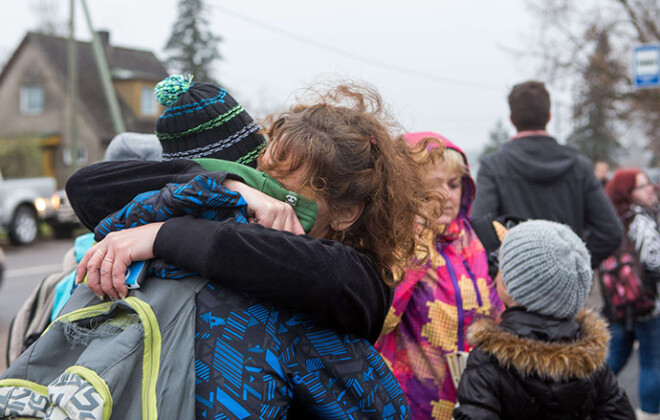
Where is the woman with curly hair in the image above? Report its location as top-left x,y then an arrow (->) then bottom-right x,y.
66,82 -> 433,418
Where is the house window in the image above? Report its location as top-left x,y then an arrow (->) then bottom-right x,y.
63,147 -> 88,166
140,87 -> 157,116
20,86 -> 44,115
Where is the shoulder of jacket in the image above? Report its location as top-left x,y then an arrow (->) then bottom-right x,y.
478,150 -> 506,173
468,310 -> 610,381
629,210 -> 656,234
569,153 -> 595,171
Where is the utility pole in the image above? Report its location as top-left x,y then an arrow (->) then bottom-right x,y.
554,100 -> 562,143
80,0 -> 125,135
67,0 -> 78,173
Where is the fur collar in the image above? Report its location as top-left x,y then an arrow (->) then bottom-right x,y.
468,310 -> 609,381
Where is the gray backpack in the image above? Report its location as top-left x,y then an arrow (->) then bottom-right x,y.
0,276 -> 207,419
5,253 -> 76,367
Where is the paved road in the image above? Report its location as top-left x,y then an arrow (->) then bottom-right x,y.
0,237 -> 74,372
619,347 -> 639,408
0,237 -> 643,409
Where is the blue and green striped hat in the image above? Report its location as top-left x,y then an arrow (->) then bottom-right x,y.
154,75 -> 266,167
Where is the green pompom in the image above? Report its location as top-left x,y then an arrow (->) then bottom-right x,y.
154,74 -> 194,107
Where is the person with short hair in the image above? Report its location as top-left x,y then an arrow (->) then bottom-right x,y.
594,161 -> 610,186
472,81 -> 622,268
454,220 -> 634,419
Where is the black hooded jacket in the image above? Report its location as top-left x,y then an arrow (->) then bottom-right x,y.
454,307 -> 634,420
472,135 -> 622,267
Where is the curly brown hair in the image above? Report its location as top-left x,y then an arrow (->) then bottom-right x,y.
400,135 -> 447,238
258,83 -> 438,284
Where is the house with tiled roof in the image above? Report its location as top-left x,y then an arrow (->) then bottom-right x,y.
0,31 -> 168,185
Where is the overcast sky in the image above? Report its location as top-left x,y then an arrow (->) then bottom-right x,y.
0,0 -> 544,157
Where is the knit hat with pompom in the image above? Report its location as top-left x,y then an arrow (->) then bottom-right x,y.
499,220 -> 593,319
154,75 -> 266,167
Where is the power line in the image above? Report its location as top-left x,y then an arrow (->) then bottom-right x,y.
213,4 -> 504,91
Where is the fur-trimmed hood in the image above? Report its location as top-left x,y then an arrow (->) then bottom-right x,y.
468,308 -> 609,381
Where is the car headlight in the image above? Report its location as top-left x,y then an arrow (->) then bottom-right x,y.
51,192 -> 61,209
35,197 -> 47,213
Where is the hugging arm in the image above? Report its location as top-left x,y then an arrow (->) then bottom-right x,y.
154,216 -> 391,343
65,160 -> 224,231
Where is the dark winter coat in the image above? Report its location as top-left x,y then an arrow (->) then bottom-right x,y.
454,307 -> 634,420
472,135 -> 622,267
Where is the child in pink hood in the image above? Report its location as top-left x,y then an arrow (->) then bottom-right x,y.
376,132 -> 503,420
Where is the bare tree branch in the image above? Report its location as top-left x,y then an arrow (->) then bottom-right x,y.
614,0 -> 648,41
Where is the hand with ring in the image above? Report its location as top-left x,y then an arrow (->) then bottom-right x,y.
76,223 -> 163,300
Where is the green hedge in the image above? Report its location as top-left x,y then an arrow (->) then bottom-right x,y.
0,137 -> 44,178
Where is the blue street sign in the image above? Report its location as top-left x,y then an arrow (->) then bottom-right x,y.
633,44 -> 660,89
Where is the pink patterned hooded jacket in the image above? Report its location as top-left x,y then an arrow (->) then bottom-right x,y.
375,132 -> 503,420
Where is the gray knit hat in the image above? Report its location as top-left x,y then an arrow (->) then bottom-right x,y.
104,132 -> 162,162
499,220 -> 593,319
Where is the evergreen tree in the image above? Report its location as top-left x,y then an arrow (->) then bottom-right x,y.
164,0 -> 221,84
480,119 -> 511,160
566,27 -> 625,165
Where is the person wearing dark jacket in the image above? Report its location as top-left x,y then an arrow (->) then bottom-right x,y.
454,220 -> 634,420
472,80 -> 622,267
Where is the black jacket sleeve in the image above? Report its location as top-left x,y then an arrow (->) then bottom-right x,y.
582,166 -> 624,267
65,159 -> 225,231
154,216 -> 392,343
453,349 -> 503,420
591,367 -> 635,420
472,157 -> 500,219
